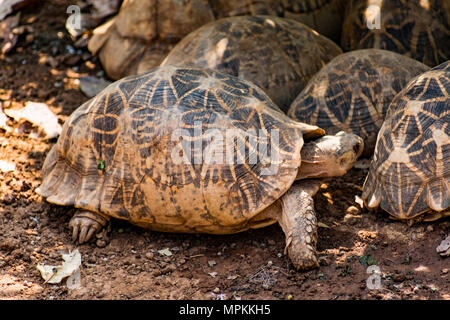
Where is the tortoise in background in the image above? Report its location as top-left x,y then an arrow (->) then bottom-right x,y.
287,49 -> 430,154
36,66 -> 363,270
341,0 -> 450,67
362,61 -> 450,256
161,15 -> 342,112
88,0 -> 345,81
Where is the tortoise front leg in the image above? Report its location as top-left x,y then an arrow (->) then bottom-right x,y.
69,210 -> 109,243
278,180 -> 321,271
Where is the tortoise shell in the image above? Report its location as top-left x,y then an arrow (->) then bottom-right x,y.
161,15 -> 342,112
341,0 -> 450,67
362,60 -> 450,220
88,0 -> 346,81
287,49 -> 430,154
37,67 -> 322,234
88,0 -> 286,80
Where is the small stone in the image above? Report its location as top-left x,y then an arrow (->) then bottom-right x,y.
63,54 -> 81,66
343,213 -> 362,225
87,255 -> 96,264
96,239 -> 107,248
346,206 -> 360,215
318,256 -> 330,266
426,225 -> 434,232
392,272 -> 406,283
383,259 -> 392,266
213,287 -> 220,293
208,260 -> 216,267
145,252 -> 154,259
25,34 -> 34,44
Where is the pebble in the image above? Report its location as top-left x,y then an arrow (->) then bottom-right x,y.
426,225 -> 434,232
208,260 -> 217,267
391,272 -> 406,282
145,252 -> 154,259
318,256 -> 331,266
96,239 -> 107,248
25,34 -> 34,44
346,206 -> 360,214
213,287 -> 220,293
343,213 -> 362,225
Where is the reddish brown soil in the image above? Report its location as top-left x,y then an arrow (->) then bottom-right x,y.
0,0 -> 448,300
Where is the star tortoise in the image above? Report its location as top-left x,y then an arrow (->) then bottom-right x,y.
88,0 -> 345,81
341,0 -> 450,67
36,66 -> 364,270
161,15 -> 342,112
362,61 -> 450,256
287,49 -> 430,154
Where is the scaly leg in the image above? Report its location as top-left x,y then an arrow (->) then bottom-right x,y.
278,180 -> 321,270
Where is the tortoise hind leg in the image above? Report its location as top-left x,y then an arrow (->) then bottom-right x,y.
69,210 -> 109,243
277,180 -> 321,271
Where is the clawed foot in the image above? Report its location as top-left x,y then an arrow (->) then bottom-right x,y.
285,233 -> 319,271
436,234 -> 450,257
69,211 -> 108,244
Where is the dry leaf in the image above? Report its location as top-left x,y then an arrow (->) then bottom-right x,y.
36,249 -> 82,287
5,101 -> 62,140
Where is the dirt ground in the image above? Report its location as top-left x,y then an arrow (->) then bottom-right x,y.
0,1 -> 448,300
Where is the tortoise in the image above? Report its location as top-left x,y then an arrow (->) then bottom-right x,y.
36,66 -> 364,270
87,0 -> 284,81
341,0 -> 450,67
287,49 -> 430,155
161,15 -> 342,112
87,0 -> 345,81
362,60 -> 450,256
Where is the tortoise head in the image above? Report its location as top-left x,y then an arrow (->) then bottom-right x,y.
297,131 -> 364,180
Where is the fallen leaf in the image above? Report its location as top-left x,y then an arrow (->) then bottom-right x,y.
36,249 -> 82,287
318,222 -> 330,229
436,234 -> 450,257
5,101 -> 62,140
